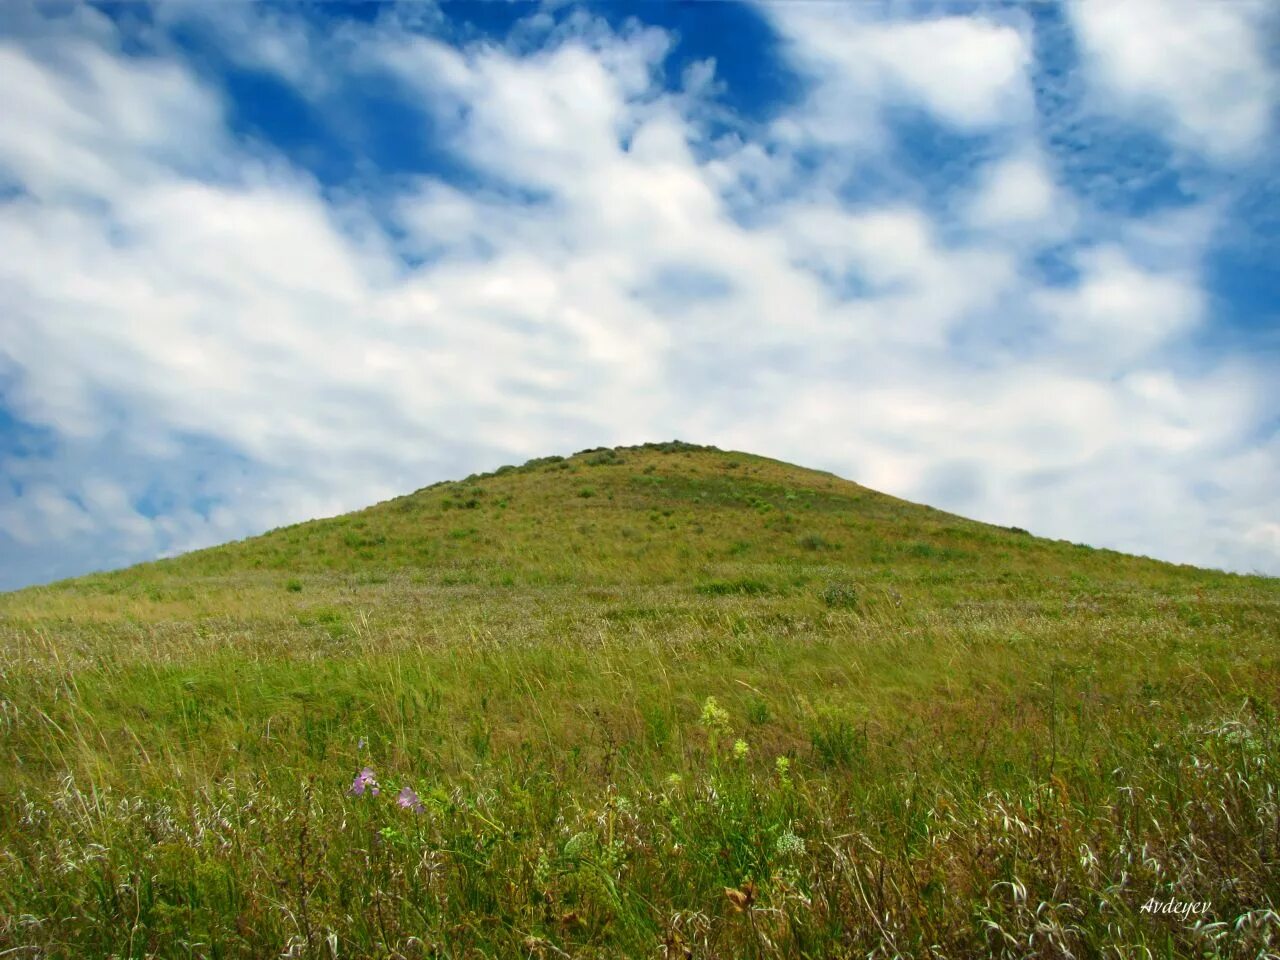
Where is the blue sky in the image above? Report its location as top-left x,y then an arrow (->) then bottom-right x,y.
0,0 -> 1277,589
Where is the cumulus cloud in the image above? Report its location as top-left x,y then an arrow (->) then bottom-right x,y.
765,6 -> 1034,139
1034,246 -> 1204,364
964,150 -> 1068,234
1070,0 -> 1276,160
0,1 -> 1276,588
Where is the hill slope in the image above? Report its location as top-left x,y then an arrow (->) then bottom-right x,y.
3,440 -> 1250,624
2,443 -> 1277,958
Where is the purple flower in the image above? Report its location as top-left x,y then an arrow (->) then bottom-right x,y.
349,766 -> 379,797
396,786 -> 424,813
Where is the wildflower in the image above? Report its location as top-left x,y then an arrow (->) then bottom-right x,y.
357,737 -> 367,751
349,766 -> 379,797
700,696 -> 730,732
733,739 -> 750,761
775,756 -> 791,783
775,829 -> 805,857
396,786 -> 425,813
534,851 -> 553,887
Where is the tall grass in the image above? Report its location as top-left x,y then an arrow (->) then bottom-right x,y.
1,444 -> 1276,957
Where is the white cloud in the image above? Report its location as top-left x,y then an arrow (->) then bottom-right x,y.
965,150 -> 1068,234
1070,0 -> 1276,160
1034,246 -> 1204,364
710,359 -> 1273,575
765,7 -> 1033,141
778,204 -> 1017,345
0,27 -> 230,201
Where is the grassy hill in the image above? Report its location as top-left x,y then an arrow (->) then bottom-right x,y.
1,442 -> 1277,958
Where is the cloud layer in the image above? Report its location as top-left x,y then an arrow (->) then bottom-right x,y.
0,0 -> 1277,588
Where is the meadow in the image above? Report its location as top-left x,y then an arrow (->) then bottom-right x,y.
1,442 -> 1276,958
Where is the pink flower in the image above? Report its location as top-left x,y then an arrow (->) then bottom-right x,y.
396,786 -> 424,813
349,766 -> 379,797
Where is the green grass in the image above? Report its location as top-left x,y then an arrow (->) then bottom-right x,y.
1,442 -> 1277,957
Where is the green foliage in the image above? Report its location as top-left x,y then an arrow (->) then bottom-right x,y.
806,706 -> 866,768
696,577 -> 772,597
585,449 -> 626,466
523,454 -> 565,469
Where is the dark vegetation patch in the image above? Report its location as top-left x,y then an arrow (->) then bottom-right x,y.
797,533 -> 836,551
819,581 -> 859,608
696,577 -> 774,597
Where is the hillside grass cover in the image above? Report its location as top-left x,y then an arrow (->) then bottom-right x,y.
1,444 -> 1277,957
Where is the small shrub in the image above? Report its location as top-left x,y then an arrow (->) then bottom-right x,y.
578,487 -> 595,498
820,581 -> 858,608
798,533 -> 832,551
646,439 -> 707,454
285,578 -> 303,593
523,455 -> 564,469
